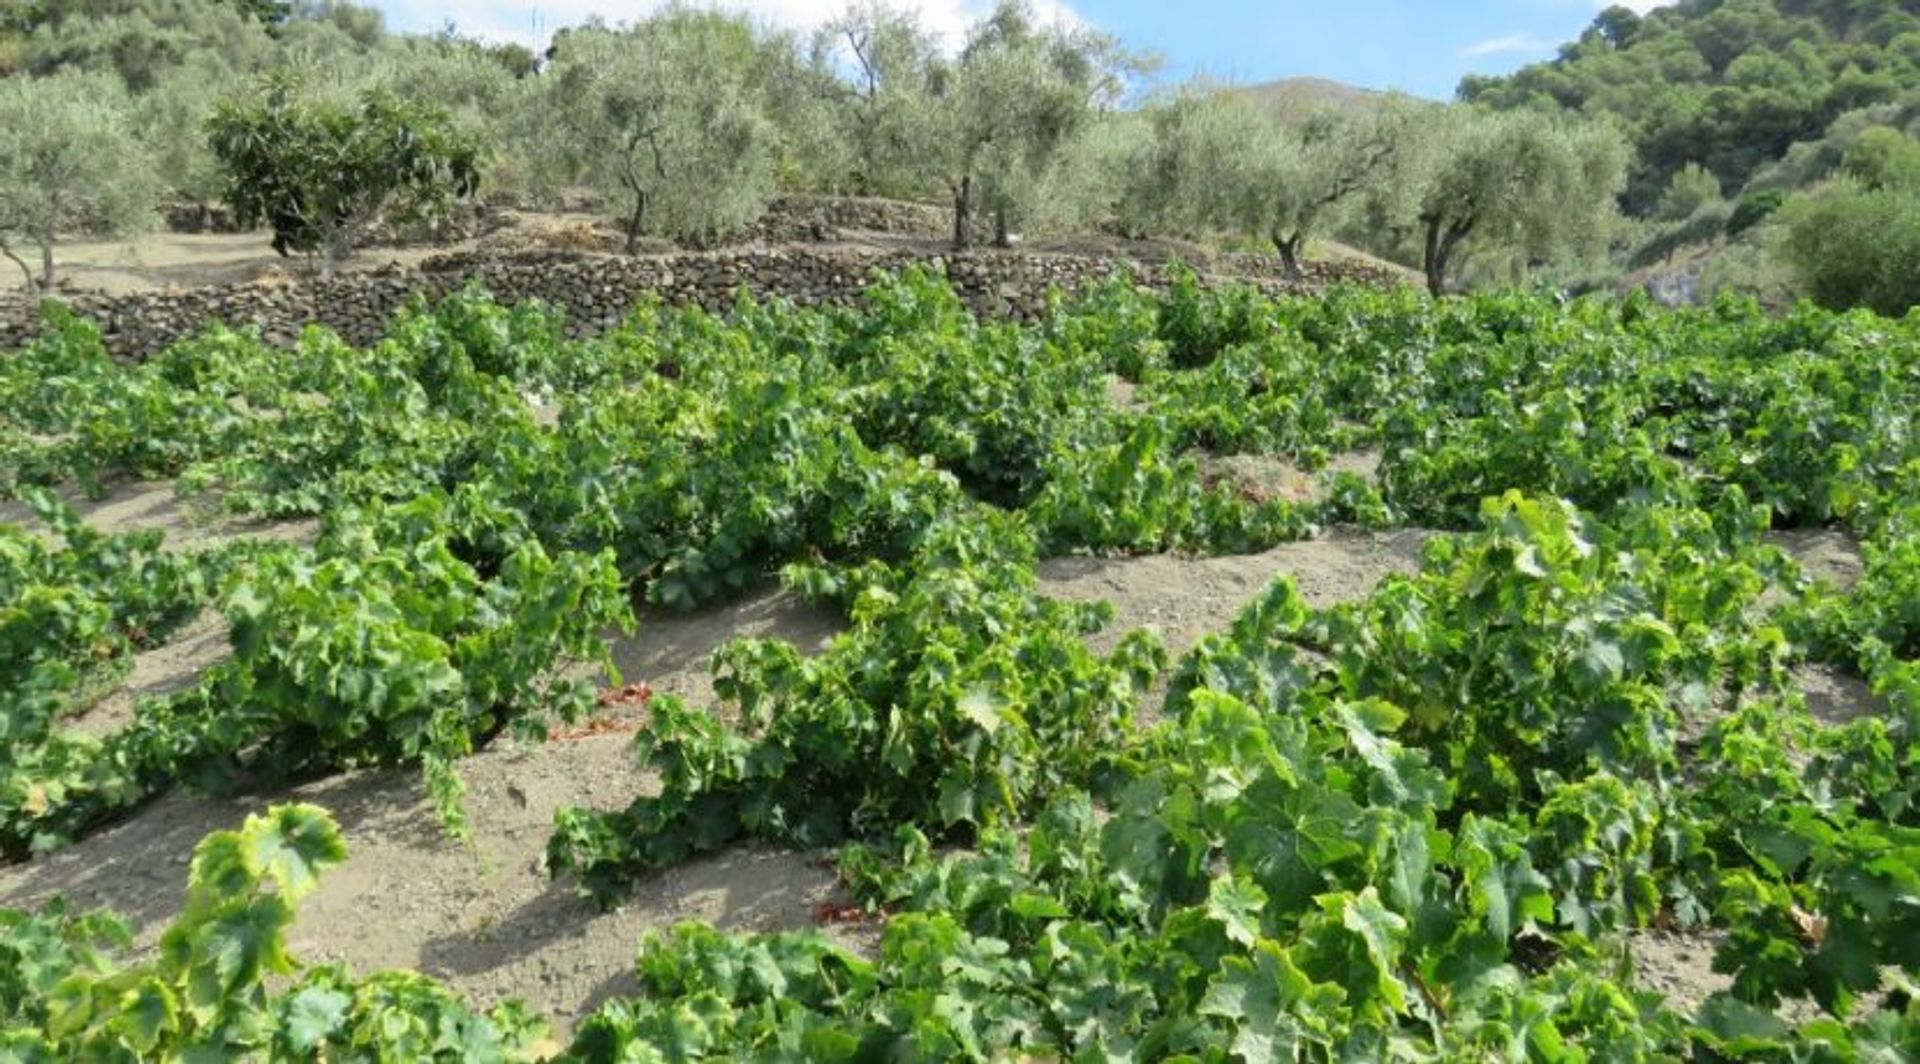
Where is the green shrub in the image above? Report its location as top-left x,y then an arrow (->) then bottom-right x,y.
1727,189 -> 1786,236
1781,184 -> 1920,316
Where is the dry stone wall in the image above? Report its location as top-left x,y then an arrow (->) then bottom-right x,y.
0,247 -> 1399,361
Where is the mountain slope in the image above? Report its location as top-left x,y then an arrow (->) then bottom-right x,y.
1460,0 -> 1920,212
1235,76 -> 1387,125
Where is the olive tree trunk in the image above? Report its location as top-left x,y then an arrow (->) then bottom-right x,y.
1,242 -> 32,291
951,175 -> 973,250
1273,231 -> 1305,280
37,221 -> 56,292
1421,213 -> 1474,299
624,188 -> 649,255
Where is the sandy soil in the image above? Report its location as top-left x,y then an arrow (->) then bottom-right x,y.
1,475 -> 1893,1035
20,210 -> 621,297
1766,528 -> 1865,591
1627,926 -> 1896,1025
608,586 -> 842,721
1038,528 -> 1434,661
1199,450 -> 1383,507
3,480 -> 317,737
1628,928 -> 1733,1017
2,500 -> 859,1035
22,231 -> 491,298
0,735 -> 858,1036
65,612 -> 229,738
1,511 -> 1442,1034
0,479 -> 319,553
1793,663 -> 1888,726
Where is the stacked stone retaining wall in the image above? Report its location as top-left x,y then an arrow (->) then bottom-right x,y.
0,247 -> 1400,361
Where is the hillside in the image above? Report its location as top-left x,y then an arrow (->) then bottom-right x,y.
1236,75 -> 1386,124
1460,0 -> 1920,212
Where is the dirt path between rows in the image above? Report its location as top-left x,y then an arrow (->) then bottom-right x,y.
3,478 -> 1894,1034
0,494 -> 1437,1034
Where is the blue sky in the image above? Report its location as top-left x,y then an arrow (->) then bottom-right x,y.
371,1 -> 1669,100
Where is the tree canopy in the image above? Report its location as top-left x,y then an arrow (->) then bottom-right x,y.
1403,109 -> 1630,297
1122,91 -> 1419,275
539,10 -> 780,250
1781,125 -> 1920,314
0,69 -> 155,290
1461,0 -> 1920,214
207,73 -> 481,272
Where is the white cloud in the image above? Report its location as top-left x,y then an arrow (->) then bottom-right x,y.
1459,33 -> 1556,59
397,1 -> 1082,52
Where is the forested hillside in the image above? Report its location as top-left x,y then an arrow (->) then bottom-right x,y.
1461,0 -> 1920,212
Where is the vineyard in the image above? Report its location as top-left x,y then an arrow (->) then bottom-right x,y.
0,267 -> 1916,1059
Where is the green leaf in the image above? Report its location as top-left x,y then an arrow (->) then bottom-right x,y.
243,804 -> 347,905
1206,876 -> 1268,948
279,985 -> 350,1052
1695,994 -> 1791,1048
956,687 -> 1003,735
1008,893 -> 1069,920
1199,940 -> 1330,1064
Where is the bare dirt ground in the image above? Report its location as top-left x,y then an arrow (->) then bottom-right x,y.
1627,926 -> 1895,1025
17,210 -> 612,297
1039,527 -> 1433,661
1767,527 -> 1865,591
1199,450 -> 1383,507
19,203 -> 1415,299
0,478 -> 319,551
0,473 -> 1448,1034
23,231 -> 471,297
1765,528 -> 1887,725
0,482 -> 1893,1034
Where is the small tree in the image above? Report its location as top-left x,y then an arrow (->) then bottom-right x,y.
1406,108 -> 1628,297
1655,162 -> 1724,221
208,74 -> 482,275
143,59 -> 231,228
1781,179 -> 1920,316
923,0 -> 1141,249
543,11 -> 776,251
0,70 -> 156,291
812,2 -> 941,197
18,0 -> 273,92
1840,126 -> 1920,192
1122,90 -> 1414,277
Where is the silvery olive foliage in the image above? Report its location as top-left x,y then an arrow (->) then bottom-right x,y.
0,69 -> 157,291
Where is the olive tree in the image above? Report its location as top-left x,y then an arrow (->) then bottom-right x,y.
543,11 -> 777,251
811,2 -> 942,197
0,70 -> 157,291
923,1 -> 1141,248
207,74 -> 482,274
1405,108 -> 1628,297
1117,90 -> 1265,238
18,0 -> 273,91
1125,91 -> 1415,276
142,59 -> 232,227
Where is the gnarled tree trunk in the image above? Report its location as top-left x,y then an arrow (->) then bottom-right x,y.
623,186 -> 649,255
1273,231 -> 1305,281
1,242 -> 32,291
37,222 -> 56,292
951,175 -> 973,250
1421,213 -> 1475,299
